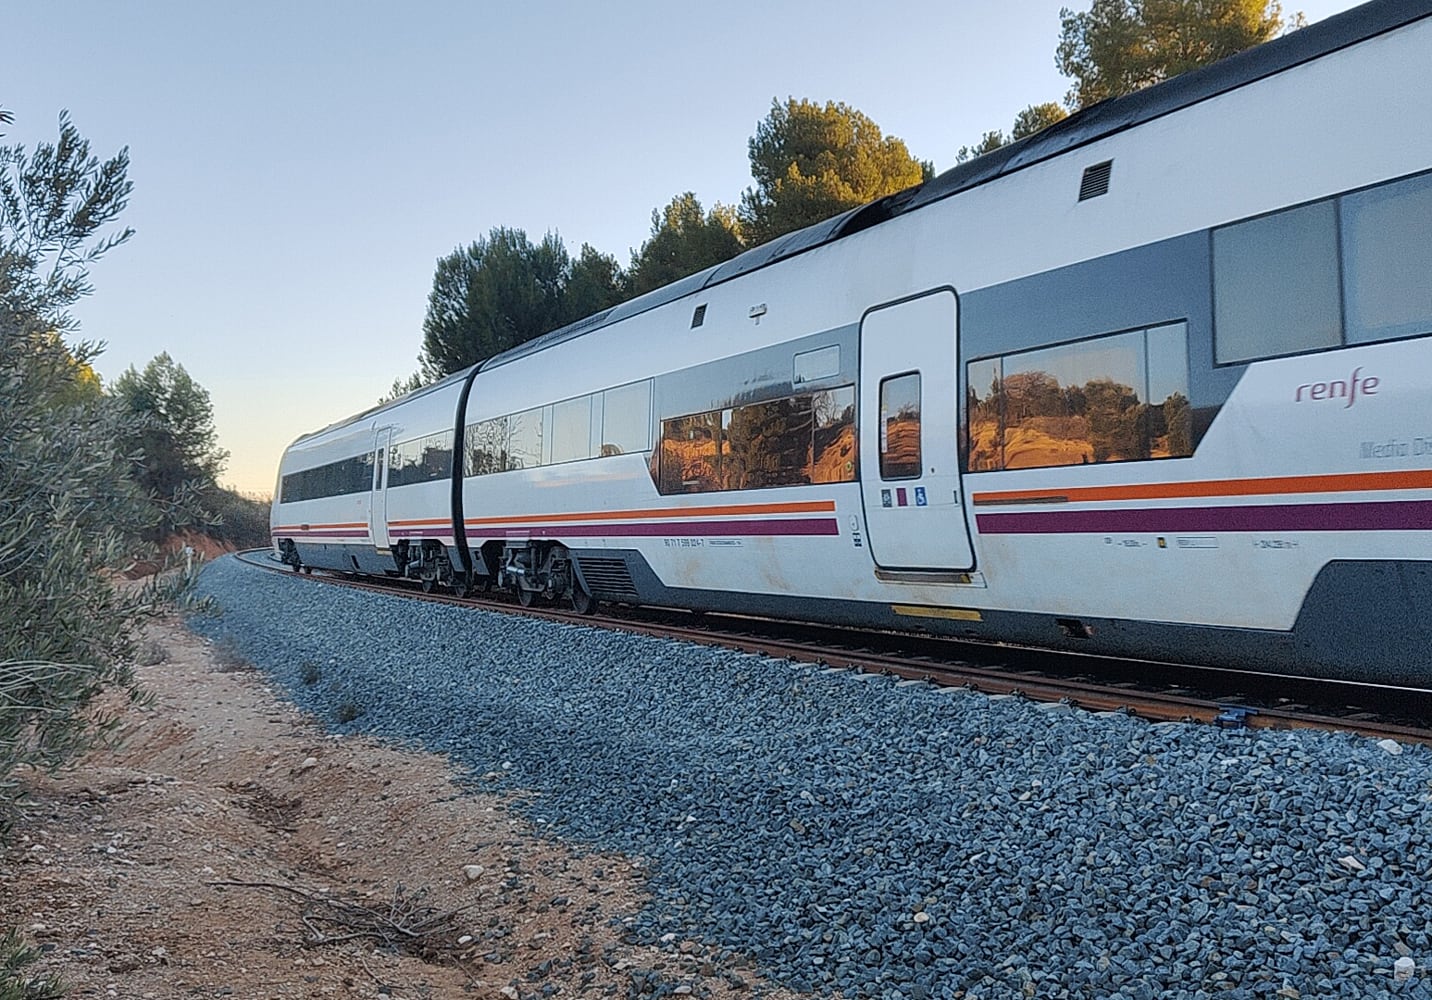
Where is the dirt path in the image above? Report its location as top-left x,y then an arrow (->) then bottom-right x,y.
1,619 -> 797,1000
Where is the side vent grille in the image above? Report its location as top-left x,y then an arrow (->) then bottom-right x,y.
575,556 -> 640,599
1079,160 -> 1113,201
691,304 -> 707,329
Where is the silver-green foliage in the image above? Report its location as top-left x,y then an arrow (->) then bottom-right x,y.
0,111 -> 155,826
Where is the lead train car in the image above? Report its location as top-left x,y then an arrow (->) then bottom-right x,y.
273,0 -> 1432,685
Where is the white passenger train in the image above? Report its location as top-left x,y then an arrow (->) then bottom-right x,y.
273,0 -> 1432,684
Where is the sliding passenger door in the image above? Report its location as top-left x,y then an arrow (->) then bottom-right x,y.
369,427 -> 391,554
858,290 -> 975,571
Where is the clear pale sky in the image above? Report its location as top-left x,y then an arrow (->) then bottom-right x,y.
5,1 -> 1359,496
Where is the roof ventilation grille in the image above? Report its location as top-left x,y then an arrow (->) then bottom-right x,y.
1079,160 -> 1114,201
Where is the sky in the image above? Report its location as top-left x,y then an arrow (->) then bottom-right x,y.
5,0 -> 1360,496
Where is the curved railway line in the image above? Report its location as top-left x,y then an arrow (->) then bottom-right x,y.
231,549 -> 1432,746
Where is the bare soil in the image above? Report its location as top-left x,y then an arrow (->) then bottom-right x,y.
1,620 -> 799,1000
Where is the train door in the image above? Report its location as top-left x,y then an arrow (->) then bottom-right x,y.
369,427 -> 391,553
858,289 -> 975,571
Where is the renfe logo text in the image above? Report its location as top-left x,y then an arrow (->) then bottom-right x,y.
1294,367 -> 1379,408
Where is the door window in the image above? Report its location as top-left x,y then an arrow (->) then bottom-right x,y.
879,373 -> 921,480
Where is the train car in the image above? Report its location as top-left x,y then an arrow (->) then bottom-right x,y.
273,0 -> 1432,684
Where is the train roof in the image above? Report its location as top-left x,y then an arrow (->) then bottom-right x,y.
483,0 -> 1431,372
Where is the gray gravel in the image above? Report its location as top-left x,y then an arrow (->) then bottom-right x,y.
191,554 -> 1432,998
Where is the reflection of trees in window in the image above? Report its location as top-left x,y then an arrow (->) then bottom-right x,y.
879,373 -> 921,480
810,387 -> 857,484
967,323 -> 1193,471
724,397 -> 812,490
464,417 -> 508,476
507,408 -> 543,470
660,411 -> 722,493
967,360 -> 1003,472
657,386 -> 857,495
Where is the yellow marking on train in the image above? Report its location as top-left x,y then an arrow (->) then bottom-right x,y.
892,605 -> 983,622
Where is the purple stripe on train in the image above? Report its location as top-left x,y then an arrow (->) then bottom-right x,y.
390,518 -> 839,540
976,500 -> 1432,534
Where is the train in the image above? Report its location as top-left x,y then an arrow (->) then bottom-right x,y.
272,0 -> 1432,686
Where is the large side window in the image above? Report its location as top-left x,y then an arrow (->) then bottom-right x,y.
464,416 -> 508,476
659,411 -> 722,494
1342,172 -> 1432,345
549,396 -> 593,464
280,451 -> 375,503
389,431 -> 452,487
656,386 -> 858,495
967,322 -> 1192,472
506,408 -> 543,470
601,380 -> 652,456
1213,201 -> 1341,364
810,386 -> 857,484
878,373 -> 921,480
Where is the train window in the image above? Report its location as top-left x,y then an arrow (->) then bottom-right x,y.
878,373 -> 921,480
549,396 -> 593,464
967,323 -> 1192,471
388,432 -> 452,487
601,380 -> 652,456
723,396 -> 813,490
793,345 -> 840,384
1214,200 -> 1340,364
967,358 -> 1004,472
1146,323 -> 1192,459
464,417 -> 508,476
280,451 -> 374,503
659,411 -> 723,493
506,408 -> 543,470
1342,172 -> 1432,345
809,386 -> 857,484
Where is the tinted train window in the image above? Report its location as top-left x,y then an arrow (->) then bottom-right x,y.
1343,172 -> 1432,344
878,373 -> 921,480
659,411 -> 722,494
656,386 -> 857,495
388,431 -> 452,487
280,451 -> 374,503
1213,201 -> 1341,364
724,396 -> 813,490
601,381 -> 652,456
810,386 -> 857,484
967,322 -> 1192,471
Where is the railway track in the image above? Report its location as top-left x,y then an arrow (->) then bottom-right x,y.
231,549 -> 1432,745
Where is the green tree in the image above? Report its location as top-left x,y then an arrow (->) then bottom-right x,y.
419,228 -> 626,379
111,352 -> 229,534
0,111 -> 162,842
739,98 -> 927,246
563,243 -> 627,318
957,102 -> 1070,163
955,130 -> 1008,164
1057,0 -> 1286,109
629,193 -> 744,297
1012,102 -> 1070,139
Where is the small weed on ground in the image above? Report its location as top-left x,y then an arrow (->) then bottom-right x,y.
135,638 -> 169,666
211,638 -> 253,673
335,698 -> 364,724
299,662 -> 321,686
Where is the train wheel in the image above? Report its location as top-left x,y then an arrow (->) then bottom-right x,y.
570,581 -> 597,616
517,587 -> 535,608
451,575 -> 469,598
420,574 -> 435,594
302,566 -> 313,575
